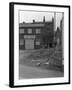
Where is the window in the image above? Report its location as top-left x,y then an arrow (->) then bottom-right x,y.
20,29 -> 24,34
20,39 -> 24,45
36,29 -> 40,34
36,40 -> 40,45
28,28 -> 32,34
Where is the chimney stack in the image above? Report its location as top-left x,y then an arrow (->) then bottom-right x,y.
43,16 -> 45,23
33,19 -> 35,23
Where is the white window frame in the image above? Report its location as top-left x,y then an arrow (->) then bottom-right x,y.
20,39 -> 24,45
36,40 -> 40,45
20,29 -> 24,34
36,28 -> 40,34
28,28 -> 32,34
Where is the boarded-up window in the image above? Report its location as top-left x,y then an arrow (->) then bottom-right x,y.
20,29 -> 24,33
36,29 -> 40,34
28,28 -> 32,34
20,39 -> 24,45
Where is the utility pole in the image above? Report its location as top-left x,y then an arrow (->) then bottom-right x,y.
54,12 -> 56,31
53,12 -> 56,47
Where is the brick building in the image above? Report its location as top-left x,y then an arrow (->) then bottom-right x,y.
19,16 -> 54,50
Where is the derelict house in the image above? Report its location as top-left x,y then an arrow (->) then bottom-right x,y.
19,16 -> 54,50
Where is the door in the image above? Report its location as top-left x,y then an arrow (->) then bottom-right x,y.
25,39 -> 34,49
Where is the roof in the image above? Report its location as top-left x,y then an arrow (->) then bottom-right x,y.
19,21 -> 52,28
19,23 -> 45,28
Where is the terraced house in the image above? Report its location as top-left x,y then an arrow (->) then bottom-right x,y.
19,16 -> 54,50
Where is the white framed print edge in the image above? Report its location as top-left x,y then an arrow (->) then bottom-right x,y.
9,2 -> 70,88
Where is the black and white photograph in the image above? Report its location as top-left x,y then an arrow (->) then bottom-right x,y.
9,2 -> 70,87
19,11 -> 64,79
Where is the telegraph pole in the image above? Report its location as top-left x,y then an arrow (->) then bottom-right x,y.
54,12 -> 56,31
53,12 -> 56,47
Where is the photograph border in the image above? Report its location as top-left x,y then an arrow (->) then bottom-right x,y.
9,2 -> 70,88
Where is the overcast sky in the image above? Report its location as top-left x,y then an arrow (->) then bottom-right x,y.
19,11 -> 63,30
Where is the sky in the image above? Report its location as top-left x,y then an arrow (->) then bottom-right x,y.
19,10 -> 63,30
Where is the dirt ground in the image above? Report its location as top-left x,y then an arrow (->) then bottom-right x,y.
19,48 -> 64,79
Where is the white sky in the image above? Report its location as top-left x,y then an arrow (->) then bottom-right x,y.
19,11 -> 63,30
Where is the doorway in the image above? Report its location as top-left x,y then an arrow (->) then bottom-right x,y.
25,39 -> 34,49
